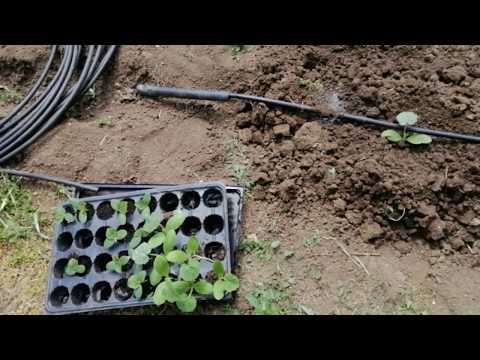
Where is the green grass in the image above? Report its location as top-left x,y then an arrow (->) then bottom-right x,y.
0,176 -> 36,243
96,116 -> 113,128
245,280 -> 295,315
225,138 -> 255,191
238,236 -> 273,260
304,230 -> 321,247
299,79 -> 324,92
0,87 -> 21,103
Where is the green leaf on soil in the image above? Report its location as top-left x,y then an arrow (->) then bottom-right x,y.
396,111 -> 418,126
381,129 -> 403,143
406,133 -> 432,145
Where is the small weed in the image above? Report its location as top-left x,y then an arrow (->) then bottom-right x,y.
0,176 -> 36,243
299,79 -> 323,92
238,236 -> 272,260
382,112 -> 432,145
96,116 -> 113,128
0,87 -> 21,103
246,285 -> 287,315
225,138 -> 255,191
230,45 -> 247,58
396,289 -> 423,315
311,269 -> 322,281
304,230 -> 321,247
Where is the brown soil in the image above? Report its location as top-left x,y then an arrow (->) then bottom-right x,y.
2,45 -> 480,314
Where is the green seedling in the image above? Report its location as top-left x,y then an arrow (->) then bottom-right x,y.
0,87 -> 21,103
104,227 -> 128,249
382,112 -> 432,145
135,193 -> 152,218
55,207 -> 75,225
111,199 -> 129,225
304,230 -> 321,247
96,116 -> 113,128
211,260 -> 240,300
124,209 -> 240,313
64,258 -> 85,276
106,255 -> 130,274
127,270 -> 147,299
70,200 -> 89,224
231,45 -> 245,57
246,286 -> 285,315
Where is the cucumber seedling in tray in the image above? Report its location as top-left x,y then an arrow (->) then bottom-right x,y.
45,182 -> 239,314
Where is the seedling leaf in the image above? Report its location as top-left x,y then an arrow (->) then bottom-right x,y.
153,283 -> 166,305
165,212 -> 186,232
382,129 -> 403,143
186,236 -> 199,256
213,280 -> 225,300
223,273 -> 240,292
396,111 -> 418,126
163,229 -> 177,255
179,262 -> 200,282
134,286 -> 143,299
148,233 -> 165,248
118,214 -> 127,226
153,255 -> 169,277
194,280 -> 213,295
150,269 -> 163,286
406,133 -> 432,145
176,294 -> 197,313
166,250 -> 188,264
212,260 -> 225,278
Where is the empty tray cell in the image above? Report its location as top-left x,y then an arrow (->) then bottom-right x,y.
113,278 -> 132,301
92,281 -> 112,303
203,188 -> 223,207
204,241 -> 226,261
57,232 -> 73,251
96,201 -> 114,220
75,229 -> 93,249
71,284 -> 90,305
159,192 -> 179,211
181,216 -> 202,236
181,191 -> 201,210
94,253 -> 113,273
50,286 -> 69,307
204,214 -> 224,235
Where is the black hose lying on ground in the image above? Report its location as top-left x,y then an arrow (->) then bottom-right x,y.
0,45 -> 117,190
136,85 -> 480,144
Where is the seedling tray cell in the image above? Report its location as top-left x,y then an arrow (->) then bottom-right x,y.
45,182 -> 235,315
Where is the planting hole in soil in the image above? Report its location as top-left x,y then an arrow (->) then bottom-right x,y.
181,216 -> 202,236
97,201 -> 114,220
75,229 -> 93,249
92,281 -> 112,302
53,258 -> 69,278
95,226 -> 109,246
71,283 -> 90,305
204,214 -> 224,235
118,223 -> 135,243
57,232 -> 73,251
78,256 -> 92,276
159,192 -> 179,212
50,286 -> 69,307
204,241 -> 226,261
94,253 -> 113,272
114,278 -> 133,301
118,250 -> 133,271
181,191 -> 200,210
203,188 -> 223,207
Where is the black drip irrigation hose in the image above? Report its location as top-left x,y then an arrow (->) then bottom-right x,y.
136,84 -> 480,144
0,45 -> 117,190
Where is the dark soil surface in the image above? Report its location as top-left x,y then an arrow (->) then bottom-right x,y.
2,45 -> 480,315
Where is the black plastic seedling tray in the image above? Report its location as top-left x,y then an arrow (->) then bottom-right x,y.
74,183 -> 245,266
45,182 -> 235,315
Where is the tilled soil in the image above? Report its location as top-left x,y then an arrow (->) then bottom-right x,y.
2,45 -> 480,315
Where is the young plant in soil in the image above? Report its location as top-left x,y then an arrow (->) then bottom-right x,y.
127,211 -> 240,312
55,207 -> 75,225
382,112 -> 432,145
104,227 -> 128,249
111,199 -> 129,225
135,193 -> 152,218
70,200 -> 89,224
106,255 -> 130,274
65,258 -> 85,276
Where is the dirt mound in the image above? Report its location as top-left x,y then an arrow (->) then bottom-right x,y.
227,45 -> 480,253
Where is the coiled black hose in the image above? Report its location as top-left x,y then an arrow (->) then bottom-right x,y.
136,85 -> 480,144
0,45 -> 117,190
